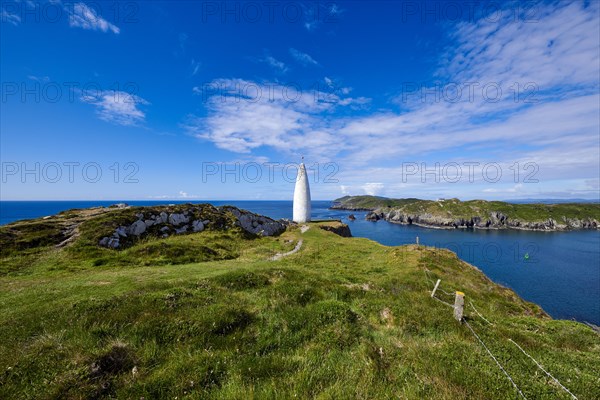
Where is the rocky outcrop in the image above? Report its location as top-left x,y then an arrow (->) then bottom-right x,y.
220,206 -> 288,237
98,204 -> 289,249
319,223 -> 352,237
365,209 -> 599,231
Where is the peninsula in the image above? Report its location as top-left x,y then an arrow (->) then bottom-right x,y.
332,196 -> 600,231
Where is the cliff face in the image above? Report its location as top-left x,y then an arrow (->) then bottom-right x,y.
365,209 -> 599,231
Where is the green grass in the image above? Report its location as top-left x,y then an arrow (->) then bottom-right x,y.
0,212 -> 599,399
333,195 -> 600,222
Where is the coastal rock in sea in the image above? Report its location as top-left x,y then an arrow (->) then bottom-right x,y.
366,211 -> 381,221
192,220 -> 205,232
348,214 -> 356,221
168,213 -> 189,226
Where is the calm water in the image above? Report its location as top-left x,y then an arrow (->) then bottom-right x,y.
1,200 -> 599,325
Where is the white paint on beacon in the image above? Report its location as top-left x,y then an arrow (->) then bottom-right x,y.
293,162 -> 311,223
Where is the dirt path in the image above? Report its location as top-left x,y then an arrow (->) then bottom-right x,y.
270,225 -> 309,260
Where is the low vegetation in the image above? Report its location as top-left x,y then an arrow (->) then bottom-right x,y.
1,206 -> 599,399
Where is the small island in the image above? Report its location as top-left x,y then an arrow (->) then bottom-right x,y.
332,196 -> 600,231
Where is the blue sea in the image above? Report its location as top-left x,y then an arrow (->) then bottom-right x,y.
1,200 -> 599,325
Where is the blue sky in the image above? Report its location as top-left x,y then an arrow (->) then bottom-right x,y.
1,0 -> 599,200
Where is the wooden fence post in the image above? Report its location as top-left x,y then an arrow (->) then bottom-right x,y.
431,279 -> 441,298
454,291 -> 465,322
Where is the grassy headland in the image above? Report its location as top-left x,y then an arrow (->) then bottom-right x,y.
0,204 -> 599,399
332,195 -> 600,230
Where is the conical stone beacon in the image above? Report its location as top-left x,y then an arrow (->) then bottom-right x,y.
293,162 -> 311,223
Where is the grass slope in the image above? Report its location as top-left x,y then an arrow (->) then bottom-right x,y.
0,212 -> 599,399
333,195 -> 600,222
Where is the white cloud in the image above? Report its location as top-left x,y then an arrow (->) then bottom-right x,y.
28,75 -> 50,82
1,9 -> 21,25
191,59 -> 201,76
188,2 -> 599,200
68,2 -> 120,34
289,48 -> 319,66
362,182 -> 385,196
186,78 -> 370,155
258,54 -> 288,73
178,191 -> 199,199
301,2 -> 344,32
81,91 -> 149,126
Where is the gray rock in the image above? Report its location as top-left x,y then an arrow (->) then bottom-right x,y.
160,226 -> 170,233
220,206 -> 286,236
136,213 -> 144,220
159,212 -> 168,224
115,226 -> 128,237
99,237 -> 109,247
175,225 -> 189,234
169,213 -> 189,226
108,238 -> 120,249
192,220 -> 205,232
144,219 -> 154,228
128,220 -> 146,236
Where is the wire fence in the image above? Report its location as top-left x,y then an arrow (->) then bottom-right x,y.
422,265 -> 579,400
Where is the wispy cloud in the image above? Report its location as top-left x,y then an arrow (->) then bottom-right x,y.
68,2 -> 120,34
362,182 -> 385,196
81,91 -> 149,126
1,9 -> 21,26
289,48 -> 319,66
302,2 -> 344,32
188,1 -> 599,199
190,59 -> 201,76
259,54 -> 288,73
186,78 -> 369,154
27,75 -> 50,82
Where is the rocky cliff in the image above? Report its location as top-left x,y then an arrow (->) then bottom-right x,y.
365,209 -> 598,231
332,196 -> 600,231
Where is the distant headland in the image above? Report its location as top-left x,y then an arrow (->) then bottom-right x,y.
331,196 -> 600,231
